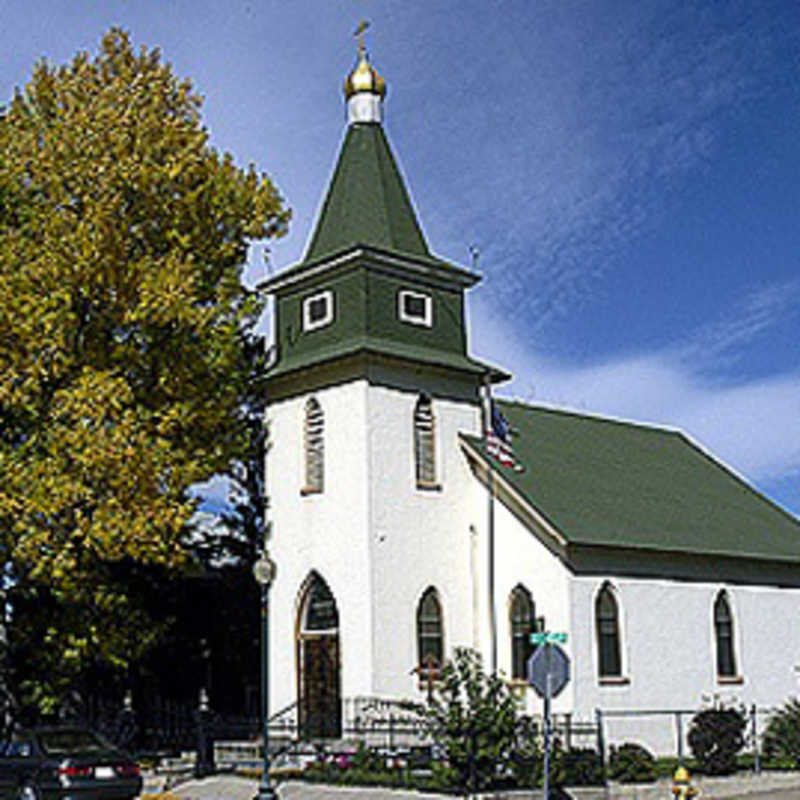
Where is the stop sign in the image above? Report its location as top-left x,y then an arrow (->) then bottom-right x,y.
526,643 -> 570,699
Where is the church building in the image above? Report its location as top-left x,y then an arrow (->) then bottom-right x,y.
260,40 -> 800,753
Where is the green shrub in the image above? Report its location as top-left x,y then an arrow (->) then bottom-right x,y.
420,648 -> 520,794
510,714 -> 542,788
763,698 -> 800,766
560,747 -> 604,786
608,742 -> 657,783
349,742 -> 385,773
302,762 -> 339,783
429,761 -> 460,791
509,720 -> 602,790
688,708 -> 746,775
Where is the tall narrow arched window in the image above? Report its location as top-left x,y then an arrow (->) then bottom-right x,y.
414,395 -> 436,487
595,583 -> 622,678
304,397 -> 324,493
416,587 -> 443,670
510,585 -> 536,680
714,591 -> 737,678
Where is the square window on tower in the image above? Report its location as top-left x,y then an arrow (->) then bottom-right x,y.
302,290 -> 334,332
398,290 -> 433,327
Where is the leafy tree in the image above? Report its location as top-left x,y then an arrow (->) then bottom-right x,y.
419,648 -> 520,793
192,335 -> 269,569
0,28 -> 288,709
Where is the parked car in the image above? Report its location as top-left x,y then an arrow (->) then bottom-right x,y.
0,726 -> 142,800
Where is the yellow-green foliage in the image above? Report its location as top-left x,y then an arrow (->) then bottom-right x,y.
0,29 -> 288,680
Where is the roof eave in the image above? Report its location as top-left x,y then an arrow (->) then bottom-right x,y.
459,435 -> 570,556
257,243 -> 482,294
567,541 -> 800,587
268,342 -> 501,383
460,431 -> 800,579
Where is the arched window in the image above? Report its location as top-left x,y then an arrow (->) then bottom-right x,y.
302,573 -> 339,632
416,587 -> 443,670
510,585 -> 536,680
304,397 -> 324,493
595,583 -> 622,678
414,395 -> 436,487
714,591 -> 737,678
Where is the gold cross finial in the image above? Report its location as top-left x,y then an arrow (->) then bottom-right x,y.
354,20 -> 370,56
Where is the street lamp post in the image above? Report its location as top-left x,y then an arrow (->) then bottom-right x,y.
253,552 -> 277,800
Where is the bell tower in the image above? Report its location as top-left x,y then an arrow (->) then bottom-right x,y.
261,28 -> 505,729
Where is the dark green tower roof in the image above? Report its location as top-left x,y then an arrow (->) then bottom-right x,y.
304,122 -> 431,263
260,49 -> 508,393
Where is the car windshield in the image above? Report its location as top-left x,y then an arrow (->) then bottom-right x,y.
37,730 -> 108,756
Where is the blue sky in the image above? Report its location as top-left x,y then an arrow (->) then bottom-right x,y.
2,1 -> 799,516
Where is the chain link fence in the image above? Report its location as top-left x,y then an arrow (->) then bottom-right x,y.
595,704 -> 777,767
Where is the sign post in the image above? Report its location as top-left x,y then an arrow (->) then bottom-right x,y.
527,633 -> 570,800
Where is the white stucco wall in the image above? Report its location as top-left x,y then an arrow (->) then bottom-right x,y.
266,380 -> 373,715
570,576 -> 800,754
267,378 -> 487,713
367,385 -> 482,700
487,497 -> 573,715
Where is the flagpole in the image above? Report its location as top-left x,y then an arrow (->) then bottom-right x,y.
488,461 -> 497,674
483,379 -> 498,675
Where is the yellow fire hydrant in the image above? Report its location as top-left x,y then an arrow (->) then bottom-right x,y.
671,765 -> 699,798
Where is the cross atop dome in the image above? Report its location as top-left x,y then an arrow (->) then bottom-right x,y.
343,20 -> 386,124
354,20 -> 370,56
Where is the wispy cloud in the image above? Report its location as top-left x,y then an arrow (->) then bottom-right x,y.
470,294 -> 800,506
432,3 -> 777,333
675,278 -> 800,370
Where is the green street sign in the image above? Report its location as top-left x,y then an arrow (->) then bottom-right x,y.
530,631 -> 568,645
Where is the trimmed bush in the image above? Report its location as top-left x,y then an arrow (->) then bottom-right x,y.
561,747 -> 604,786
608,742 -> 657,783
688,707 -> 746,775
509,724 -> 602,789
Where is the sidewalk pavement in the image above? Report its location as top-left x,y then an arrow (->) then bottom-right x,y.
166,777 -> 446,800
159,771 -> 800,800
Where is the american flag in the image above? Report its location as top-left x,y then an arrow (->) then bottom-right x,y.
486,403 -> 524,472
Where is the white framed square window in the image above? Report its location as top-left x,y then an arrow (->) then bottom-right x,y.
302,290 -> 334,332
398,290 -> 433,327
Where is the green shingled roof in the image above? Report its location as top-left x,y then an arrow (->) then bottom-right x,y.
304,122 -> 431,262
461,400 -> 800,563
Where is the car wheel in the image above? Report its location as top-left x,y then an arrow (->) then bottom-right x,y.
17,784 -> 39,800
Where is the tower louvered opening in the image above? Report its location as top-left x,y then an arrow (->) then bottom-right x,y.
414,395 -> 436,487
304,397 -> 324,493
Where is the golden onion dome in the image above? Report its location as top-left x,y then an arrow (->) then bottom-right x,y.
344,49 -> 386,100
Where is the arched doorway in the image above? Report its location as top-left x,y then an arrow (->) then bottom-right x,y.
296,573 -> 341,738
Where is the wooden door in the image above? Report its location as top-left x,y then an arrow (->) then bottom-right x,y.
299,634 -> 341,739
